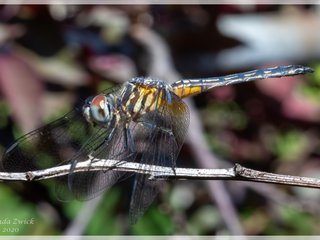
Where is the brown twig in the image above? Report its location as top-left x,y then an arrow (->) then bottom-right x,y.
1,158 -> 320,190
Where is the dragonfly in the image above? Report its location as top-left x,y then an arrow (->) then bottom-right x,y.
1,65 -> 313,223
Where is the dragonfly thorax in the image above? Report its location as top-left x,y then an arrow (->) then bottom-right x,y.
83,94 -> 114,127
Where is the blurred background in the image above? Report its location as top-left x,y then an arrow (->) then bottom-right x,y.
0,4 -> 320,235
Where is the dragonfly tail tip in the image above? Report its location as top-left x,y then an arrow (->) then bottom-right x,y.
299,65 -> 314,74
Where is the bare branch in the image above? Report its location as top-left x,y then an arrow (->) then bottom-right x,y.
1,158 -> 320,189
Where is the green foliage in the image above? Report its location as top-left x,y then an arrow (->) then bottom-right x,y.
0,101 -> 9,129
313,64 -> 320,86
98,82 -> 115,93
43,105 -> 72,125
85,188 -> 122,235
271,130 -> 308,161
204,132 -> 231,157
202,101 -> 248,157
131,206 -> 174,234
62,200 -> 84,220
202,101 -> 248,130
0,185 -> 56,235
299,64 -> 320,102
265,206 -> 314,235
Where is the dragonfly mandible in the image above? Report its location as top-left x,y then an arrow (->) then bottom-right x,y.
1,65 -> 313,223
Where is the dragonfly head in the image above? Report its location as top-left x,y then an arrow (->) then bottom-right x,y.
83,94 -> 114,127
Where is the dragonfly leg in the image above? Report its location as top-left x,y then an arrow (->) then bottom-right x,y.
97,126 -> 137,173
138,121 -> 179,149
125,126 -> 136,154
107,127 -> 137,170
90,128 -> 117,163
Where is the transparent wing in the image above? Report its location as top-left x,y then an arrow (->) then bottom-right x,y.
1,84 -> 123,173
0,107 -> 118,201
57,122 -> 137,201
1,108 -> 92,173
128,89 -> 190,224
1,84 -> 131,201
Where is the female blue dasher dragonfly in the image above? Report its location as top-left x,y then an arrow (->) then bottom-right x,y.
1,65 -> 313,223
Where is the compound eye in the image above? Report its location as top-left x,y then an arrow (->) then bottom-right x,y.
90,95 -> 110,124
91,95 -> 106,110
